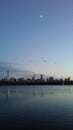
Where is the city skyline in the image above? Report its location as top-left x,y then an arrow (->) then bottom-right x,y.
0,0 -> 73,79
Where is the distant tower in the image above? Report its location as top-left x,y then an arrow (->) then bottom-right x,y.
6,70 -> 9,80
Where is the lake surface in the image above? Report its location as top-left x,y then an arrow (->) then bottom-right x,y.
0,85 -> 73,130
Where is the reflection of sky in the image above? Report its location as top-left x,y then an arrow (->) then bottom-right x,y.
0,0 -> 73,78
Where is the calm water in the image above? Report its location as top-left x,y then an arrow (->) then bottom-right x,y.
0,85 -> 73,130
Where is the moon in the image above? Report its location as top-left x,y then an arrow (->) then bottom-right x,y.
40,15 -> 43,19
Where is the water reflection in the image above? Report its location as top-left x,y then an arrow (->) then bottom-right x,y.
40,87 -> 44,96
0,85 -> 73,129
0,85 -> 73,101
32,89 -> 36,96
6,90 -> 10,101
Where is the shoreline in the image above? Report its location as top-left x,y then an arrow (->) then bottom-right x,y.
0,81 -> 73,85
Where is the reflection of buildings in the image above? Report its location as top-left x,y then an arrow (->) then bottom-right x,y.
32,87 -> 44,97
32,89 -> 36,96
41,88 -> 44,96
5,90 -> 10,101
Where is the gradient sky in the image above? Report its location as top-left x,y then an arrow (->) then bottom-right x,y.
0,0 -> 73,78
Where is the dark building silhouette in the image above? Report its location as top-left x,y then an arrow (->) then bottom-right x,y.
40,74 -> 43,81
32,75 -> 35,81
68,77 -> 70,81
49,77 -> 54,81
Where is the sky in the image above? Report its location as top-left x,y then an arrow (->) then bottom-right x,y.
0,0 -> 73,79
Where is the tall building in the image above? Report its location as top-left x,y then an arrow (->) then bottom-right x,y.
40,74 -> 43,81
68,77 -> 70,82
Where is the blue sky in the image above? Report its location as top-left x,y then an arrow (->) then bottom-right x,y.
0,0 -> 73,78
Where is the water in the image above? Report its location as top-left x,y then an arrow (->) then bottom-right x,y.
0,85 -> 73,130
